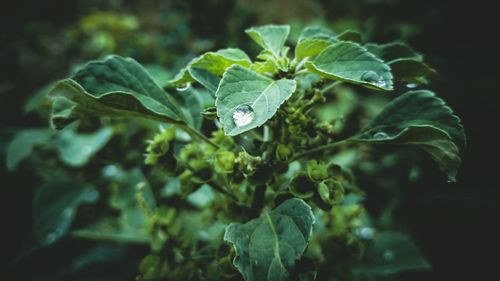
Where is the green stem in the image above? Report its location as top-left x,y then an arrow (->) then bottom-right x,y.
250,184 -> 267,218
320,81 -> 342,94
179,124 -> 220,149
292,139 -> 350,161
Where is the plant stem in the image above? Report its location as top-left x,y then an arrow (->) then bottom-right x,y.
250,184 -> 267,218
179,124 -> 220,149
320,81 -> 342,94
292,139 -> 350,161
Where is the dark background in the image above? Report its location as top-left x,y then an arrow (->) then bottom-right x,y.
1,0 -> 499,280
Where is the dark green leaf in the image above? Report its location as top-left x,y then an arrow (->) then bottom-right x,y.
215,65 -> 296,136
224,198 -> 315,281
6,128 -> 53,171
336,30 -> 362,43
362,231 -> 430,275
34,182 -> 98,246
389,58 -> 436,84
246,25 -> 291,57
306,41 -> 394,91
171,88 -> 204,130
364,42 -> 422,62
351,90 -> 466,181
49,55 -> 188,125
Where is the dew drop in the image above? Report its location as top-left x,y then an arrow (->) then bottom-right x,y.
233,105 -> 255,127
406,83 -> 418,89
176,83 -> 191,92
373,132 -> 388,139
383,250 -> 395,261
361,71 -> 380,83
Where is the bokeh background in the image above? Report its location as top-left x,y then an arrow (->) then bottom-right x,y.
1,0 -> 499,280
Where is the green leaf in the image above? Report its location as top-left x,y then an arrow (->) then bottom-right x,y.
246,25 -> 291,57
364,42 -> 422,62
336,29 -> 362,43
224,198 -> 315,281
295,26 -> 336,61
55,124 -> 113,167
170,48 -> 252,90
215,65 -> 296,136
170,87 -> 204,130
388,58 -> 436,84
34,182 -> 98,246
362,231 -> 430,275
305,41 -> 394,91
6,128 -> 52,171
49,55 -> 188,125
50,97 -> 78,129
350,90 -> 466,181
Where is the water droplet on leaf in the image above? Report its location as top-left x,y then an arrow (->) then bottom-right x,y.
373,132 -> 388,139
361,71 -> 380,83
233,105 -> 255,127
176,83 -> 191,92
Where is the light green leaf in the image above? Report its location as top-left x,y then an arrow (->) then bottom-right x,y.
350,90 -> 466,181
224,198 -> 315,281
246,25 -> 291,57
294,26 -> 336,61
49,55 -> 188,125
6,128 -> 53,171
215,65 -> 296,136
305,41 -> 394,91
362,231 -> 431,275
170,48 -> 252,90
34,182 -> 99,246
55,124 -> 113,167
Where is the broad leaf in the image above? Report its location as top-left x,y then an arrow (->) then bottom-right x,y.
171,88 -> 204,130
389,58 -> 436,84
361,231 -> 430,275
170,48 -> 252,91
34,182 -> 98,246
305,41 -> 394,91
336,29 -> 362,43
224,198 -> 315,281
49,55 -> 188,125
364,42 -> 422,62
295,26 -> 336,61
350,90 -> 466,181
215,65 -> 296,136
6,128 -> 53,171
246,25 -> 291,57
55,124 -> 113,167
